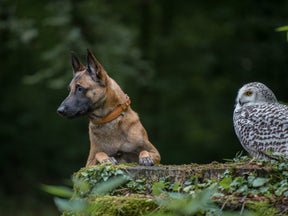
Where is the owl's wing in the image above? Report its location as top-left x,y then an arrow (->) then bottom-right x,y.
234,103 -> 288,159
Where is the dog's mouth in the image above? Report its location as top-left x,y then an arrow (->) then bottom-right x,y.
57,96 -> 95,119
57,106 -> 93,119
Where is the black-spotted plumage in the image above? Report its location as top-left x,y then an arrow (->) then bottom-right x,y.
233,82 -> 288,159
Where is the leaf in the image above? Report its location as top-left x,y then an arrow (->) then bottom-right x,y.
168,192 -> 185,199
248,174 -> 256,185
275,26 -> 288,32
275,184 -> 288,196
236,185 -> 248,195
259,186 -> 270,195
172,182 -> 180,192
91,176 -> 127,195
73,178 -> 91,195
283,190 -> 288,197
184,187 -> 219,215
183,185 -> 193,193
115,169 -> 125,176
219,177 -> 232,189
230,177 -> 244,188
252,177 -> 269,187
152,181 -> 166,196
41,184 -> 73,198
54,197 -> 87,212
80,171 -> 88,177
184,179 -> 192,185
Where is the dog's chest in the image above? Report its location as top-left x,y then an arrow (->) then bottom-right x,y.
89,121 -> 134,155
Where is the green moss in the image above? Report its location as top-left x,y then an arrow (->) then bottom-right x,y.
245,200 -> 279,216
73,163 -> 133,197
62,195 -> 163,216
75,163 -> 131,180
63,161 -> 288,215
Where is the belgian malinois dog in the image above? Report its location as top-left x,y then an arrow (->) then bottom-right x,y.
57,49 -> 161,166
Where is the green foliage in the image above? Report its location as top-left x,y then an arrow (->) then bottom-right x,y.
41,184 -> 74,198
219,177 -> 233,189
126,178 -> 150,194
75,164 -> 128,187
152,187 -> 222,216
2,0 -> 288,215
74,163 -> 150,196
276,26 -> 288,31
45,172 -> 223,216
43,160 -> 288,215
55,197 -> 88,213
61,196 -> 160,216
44,165 -> 159,215
276,25 -> 288,42
23,0 -> 151,90
215,159 -> 288,199
152,181 -> 166,196
245,201 -> 278,216
224,151 -> 250,163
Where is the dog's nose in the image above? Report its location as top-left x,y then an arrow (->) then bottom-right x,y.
57,106 -> 66,115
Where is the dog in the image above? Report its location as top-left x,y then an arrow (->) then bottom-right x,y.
57,49 -> 161,166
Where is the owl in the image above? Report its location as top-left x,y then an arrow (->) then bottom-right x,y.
233,82 -> 288,160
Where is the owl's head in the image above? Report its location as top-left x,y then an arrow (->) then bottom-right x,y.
235,82 -> 278,108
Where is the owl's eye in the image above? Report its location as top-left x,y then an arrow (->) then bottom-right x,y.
246,91 -> 252,96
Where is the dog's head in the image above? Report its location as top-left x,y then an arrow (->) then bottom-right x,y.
57,49 -> 107,119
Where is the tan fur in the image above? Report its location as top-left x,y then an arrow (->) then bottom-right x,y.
85,75 -> 161,166
61,50 -> 161,166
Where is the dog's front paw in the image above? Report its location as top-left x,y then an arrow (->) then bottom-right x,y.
139,156 -> 155,166
101,157 -> 119,165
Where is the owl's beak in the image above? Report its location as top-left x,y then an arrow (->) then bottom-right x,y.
239,99 -> 244,106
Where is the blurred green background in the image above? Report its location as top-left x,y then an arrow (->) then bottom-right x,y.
1,0 -> 288,215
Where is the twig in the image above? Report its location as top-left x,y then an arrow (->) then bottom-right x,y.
147,206 -> 161,216
220,196 -> 230,211
240,201 -> 246,215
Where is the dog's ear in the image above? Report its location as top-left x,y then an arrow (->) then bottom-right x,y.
71,52 -> 85,75
86,49 -> 106,83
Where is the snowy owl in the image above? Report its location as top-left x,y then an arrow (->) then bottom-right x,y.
233,82 -> 288,160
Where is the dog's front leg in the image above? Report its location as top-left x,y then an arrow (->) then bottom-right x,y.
139,150 -> 154,166
95,152 -> 118,165
87,127 -> 119,166
86,151 -> 118,166
139,148 -> 161,166
86,143 -> 118,166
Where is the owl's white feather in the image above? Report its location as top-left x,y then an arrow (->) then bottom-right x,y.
233,82 -> 288,159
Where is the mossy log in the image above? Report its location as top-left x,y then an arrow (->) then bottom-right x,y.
124,162 -> 272,184
64,160 -> 287,216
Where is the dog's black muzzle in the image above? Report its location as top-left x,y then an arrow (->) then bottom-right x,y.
57,95 -> 94,119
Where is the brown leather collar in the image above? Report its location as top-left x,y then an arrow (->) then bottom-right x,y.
90,96 -> 131,125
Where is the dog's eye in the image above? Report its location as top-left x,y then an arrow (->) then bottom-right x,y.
76,85 -> 85,93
